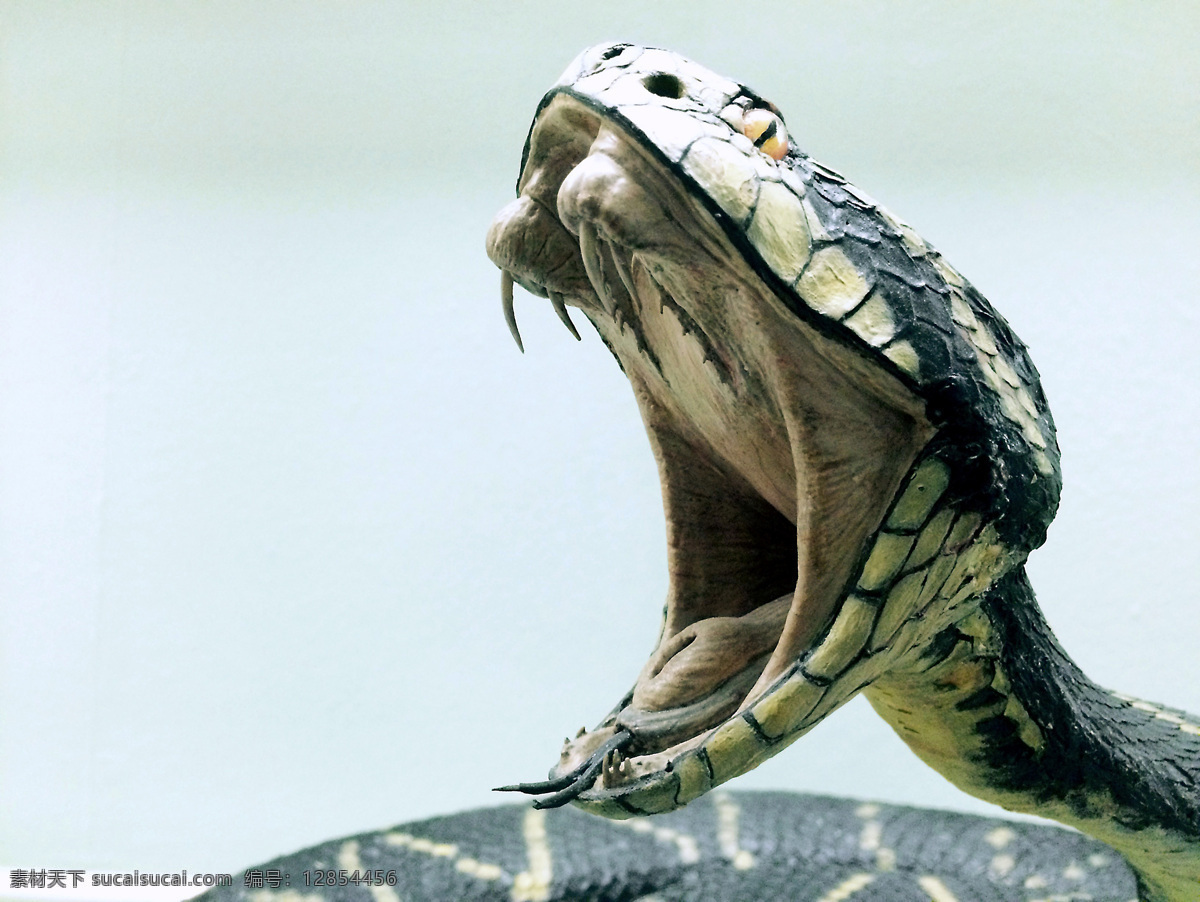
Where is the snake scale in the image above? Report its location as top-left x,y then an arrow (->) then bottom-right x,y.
198,45 -> 1199,901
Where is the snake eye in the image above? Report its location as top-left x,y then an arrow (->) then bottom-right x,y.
741,109 -> 788,161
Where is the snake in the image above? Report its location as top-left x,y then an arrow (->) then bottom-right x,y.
197,44 -> 1199,902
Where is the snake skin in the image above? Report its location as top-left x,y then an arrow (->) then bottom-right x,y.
196,791 -> 1138,902
197,45 -> 1197,902
483,47 -> 1198,900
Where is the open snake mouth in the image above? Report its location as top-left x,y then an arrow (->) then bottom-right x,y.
484,45 -> 1029,817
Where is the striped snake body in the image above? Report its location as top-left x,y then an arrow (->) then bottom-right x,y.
204,791 -> 1138,900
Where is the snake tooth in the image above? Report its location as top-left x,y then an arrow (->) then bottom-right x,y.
500,270 -> 524,353
607,241 -> 640,304
548,290 -> 581,341
576,222 -> 614,319
576,222 -> 667,377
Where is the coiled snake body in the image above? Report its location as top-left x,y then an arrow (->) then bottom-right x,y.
200,45 -> 1199,902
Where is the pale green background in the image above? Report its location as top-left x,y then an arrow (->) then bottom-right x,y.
2,0 -> 1198,877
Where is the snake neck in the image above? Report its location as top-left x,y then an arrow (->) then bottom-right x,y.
865,568 -> 1200,902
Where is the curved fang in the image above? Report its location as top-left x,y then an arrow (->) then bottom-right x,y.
607,244 -> 639,304
501,270 -> 524,353
549,291 -> 581,341
577,223 -> 615,320
494,729 -> 633,809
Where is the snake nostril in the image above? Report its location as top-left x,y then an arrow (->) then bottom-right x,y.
642,72 -> 685,99
600,44 -> 628,61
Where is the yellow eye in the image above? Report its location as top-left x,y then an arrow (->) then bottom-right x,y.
742,109 -> 788,161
